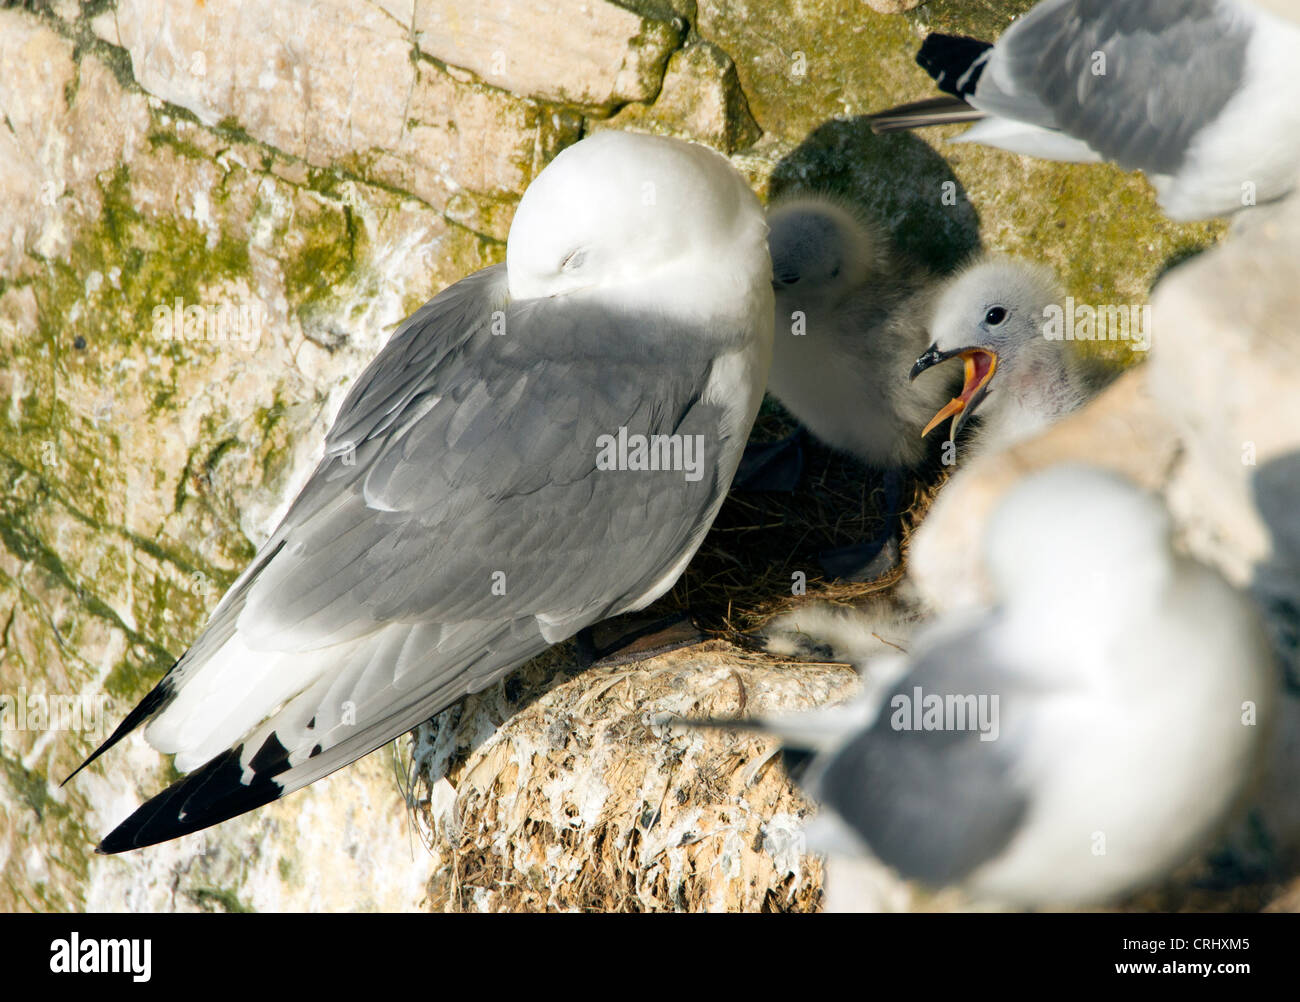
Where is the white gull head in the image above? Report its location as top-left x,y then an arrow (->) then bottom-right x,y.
505,131 -> 771,326
983,464 -> 1174,623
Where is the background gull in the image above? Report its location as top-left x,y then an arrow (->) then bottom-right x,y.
741,466 -> 1279,908
68,131 -> 775,853
869,0 -> 1300,220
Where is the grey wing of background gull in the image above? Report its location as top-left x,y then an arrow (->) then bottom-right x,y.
982,0 -> 1250,175
87,263 -> 741,850
808,620 -> 1044,885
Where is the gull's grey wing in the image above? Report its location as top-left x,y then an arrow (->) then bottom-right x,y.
240,271 -> 731,648
90,263 -> 746,850
808,620 -> 1042,885
980,0 -> 1251,174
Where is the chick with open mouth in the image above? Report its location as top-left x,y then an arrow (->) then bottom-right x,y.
909,258 -> 1107,461
913,343 -> 1000,442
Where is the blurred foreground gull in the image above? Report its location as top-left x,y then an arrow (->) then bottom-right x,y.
749,466 -> 1277,907
69,131 -> 775,852
869,0 -> 1300,220
765,195 -> 958,470
909,258 -> 1104,462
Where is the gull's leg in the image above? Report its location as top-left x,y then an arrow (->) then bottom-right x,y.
733,428 -> 807,493
817,468 -> 906,582
577,612 -> 705,668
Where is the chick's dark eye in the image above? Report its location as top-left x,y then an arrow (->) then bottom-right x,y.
561,248 -> 586,271
985,306 -> 1008,325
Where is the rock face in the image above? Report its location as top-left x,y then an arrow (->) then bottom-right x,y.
411,0 -> 685,110
0,0 -> 1247,913
102,0 -> 584,240
865,0 -> 924,11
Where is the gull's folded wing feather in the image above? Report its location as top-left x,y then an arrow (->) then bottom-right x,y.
977,0 -> 1251,174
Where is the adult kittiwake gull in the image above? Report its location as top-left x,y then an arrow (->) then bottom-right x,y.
69,130 -> 775,852
766,194 -> 960,470
869,0 -> 1300,220
732,466 -> 1278,907
909,257 -> 1106,462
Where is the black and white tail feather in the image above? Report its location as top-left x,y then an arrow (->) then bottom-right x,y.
869,34 -> 994,132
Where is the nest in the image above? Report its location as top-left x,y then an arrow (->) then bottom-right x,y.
658,403 -> 940,639
406,644 -> 860,912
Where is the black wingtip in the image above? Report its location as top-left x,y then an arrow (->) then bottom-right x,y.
62,676 -> 177,788
916,32 -> 994,98
867,96 -> 984,134
96,735 -> 291,853
778,745 -> 817,783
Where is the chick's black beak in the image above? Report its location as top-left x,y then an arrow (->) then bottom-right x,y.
910,343 -> 949,382
916,346 -> 1000,440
